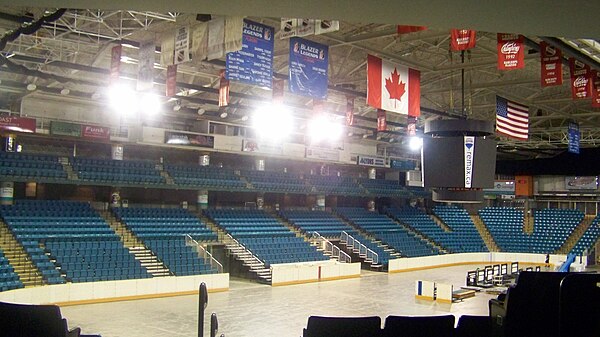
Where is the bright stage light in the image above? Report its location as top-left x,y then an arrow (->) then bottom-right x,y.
409,136 -> 423,151
108,84 -> 137,116
253,103 -> 293,140
308,114 -> 342,143
139,93 -> 161,117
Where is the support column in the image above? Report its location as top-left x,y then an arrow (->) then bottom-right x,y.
198,190 -> 209,210
0,182 -> 14,205
368,168 -> 376,179
199,154 -> 210,166
111,144 -> 124,161
255,158 -> 265,171
316,195 -> 325,211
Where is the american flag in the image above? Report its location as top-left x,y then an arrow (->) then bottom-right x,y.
496,96 -> 529,140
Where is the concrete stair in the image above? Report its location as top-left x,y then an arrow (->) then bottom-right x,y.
430,213 -> 452,232
156,164 -> 175,185
59,157 -> 78,180
387,217 -> 448,254
0,221 -> 44,287
99,210 -> 171,277
471,214 -> 500,252
523,214 -> 534,234
556,215 -> 596,254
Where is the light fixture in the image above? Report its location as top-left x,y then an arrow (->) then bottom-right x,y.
139,93 -> 161,117
108,83 -> 137,116
220,112 -> 228,118
26,83 -> 36,91
308,114 -> 342,143
60,88 -> 70,95
409,136 -> 423,151
241,115 -> 249,121
252,103 -> 294,141
362,133 -> 369,139
197,108 -> 205,115
347,132 -> 353,137
173,101 -> 181,111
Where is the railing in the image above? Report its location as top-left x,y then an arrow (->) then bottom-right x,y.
185,235 -> 223,274
224,233 -> 267,267
310,231 -> 351,263
341,231 -> 379,265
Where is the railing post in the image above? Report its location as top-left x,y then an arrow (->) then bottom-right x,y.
198,282 -> 208,337
210,313 -> 219,337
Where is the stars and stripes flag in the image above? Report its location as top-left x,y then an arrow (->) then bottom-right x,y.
496,96 -> 529,140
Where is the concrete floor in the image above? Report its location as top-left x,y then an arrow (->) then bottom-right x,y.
61,265 -> 497,337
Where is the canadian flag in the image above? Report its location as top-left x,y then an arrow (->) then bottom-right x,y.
367,55 -> 420,117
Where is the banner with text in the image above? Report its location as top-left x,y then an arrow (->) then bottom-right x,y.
390,159 -> 416,171
242,139 -> 283,155
497,34 -> 524,70
306,147 -> 339,161
280,18 -> 315,39
540,42 -> 563,87
164,131 -> 214,148
50,121 -> 81,137
226,20 -> 274,89
569,58 -> 592,100
0,116 -> 36,133
174,26 -> 191,64
82,125 -> 110,141
565,176 -> 598,190
568,122 -> 580,154
289,37 -> 328,99
592,70 -> 600,108
450,29 -> 476,51
137,41 -> 155,91
110,45 -> 121,84
357,155 -> 388,168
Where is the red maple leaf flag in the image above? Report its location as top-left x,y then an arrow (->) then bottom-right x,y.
367,55 -> 420,117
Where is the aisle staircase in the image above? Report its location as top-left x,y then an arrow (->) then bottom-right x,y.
389,218 -> 448,254
0,221 -> 44,287
523,214 -> 534,234
59,157 -> 78,180
99,210 -> 171,277
470,214 -> 500,252
430,214 -> 452,232
556,215 -> 596,254
156,164 -> 175,185
199,213 -> 271,283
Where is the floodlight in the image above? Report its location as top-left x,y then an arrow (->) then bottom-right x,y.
140,93 -> 161,117
108,83 -> 137,116
409,136 -> 423,151
308,114 -> 342,143
252,103 -> 293,140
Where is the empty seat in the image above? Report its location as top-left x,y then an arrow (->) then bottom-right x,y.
382,315 -> 455,337
303,316 -> 382,337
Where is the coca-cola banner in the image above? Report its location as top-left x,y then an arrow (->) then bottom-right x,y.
569,58 -> 592,100
0,116 -> 36,133
81,125 -> 110,141
497,34 -> 524,70
450,29 -> 476,51
377,109 -> 387,132
592,70 -> 600,108
540,42 -> 563,87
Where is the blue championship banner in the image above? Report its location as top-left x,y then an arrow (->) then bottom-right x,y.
568,122 -> 580,154
226,20 -> 274,89
289,37 -> 328,99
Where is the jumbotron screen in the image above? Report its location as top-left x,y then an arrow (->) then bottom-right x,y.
422,136 -> 496,189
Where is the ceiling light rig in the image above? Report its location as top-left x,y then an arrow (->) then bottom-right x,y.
252,103 -> 294,141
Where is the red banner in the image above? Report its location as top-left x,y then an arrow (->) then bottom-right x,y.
166,65 -> 177,97
218,69 -> 230,107
0,116 -> 36,133
81,125 -> 110,141
272,79 -> 284,104
592,70 -> 600,108
397,25 -> 427,34
407,116 -> 417,136
110,45 -> 122,84
497,34 -> 524,70
377,109 -> 387,132
450,29 -> 476,51
569,58 -> 592,100
346,96 -> 354,126
540,42 -> 563,87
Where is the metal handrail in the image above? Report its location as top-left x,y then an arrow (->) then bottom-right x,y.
185,235 -> 223,274
225,233 -> 265,266
310,231 -> 351,263
341,231 -> 379,265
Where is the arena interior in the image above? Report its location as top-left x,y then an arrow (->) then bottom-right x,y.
0,1 -> 599,337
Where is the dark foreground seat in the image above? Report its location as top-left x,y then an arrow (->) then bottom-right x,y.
303,315 -> 382,337
382,315 -> 455,337
0,301 -> 101,337
558,273 -> 600,337
455,315 -> 492,337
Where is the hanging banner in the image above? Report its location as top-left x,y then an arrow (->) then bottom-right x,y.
226,19 -> 274,89
306,147 -> 340,161
357,155 -> 388,168
407,115 -> 417,136
450,29 -> 476,51
289,37 -> 329,99
208,17 -> 225,60
166,65 -> 177,97
377,109 -> 387,132
591,70 -> 600,107
568,122 -> 580,154
272,78 -> 284,103
569,58 -> 592,100
81,125 -> 110,141
137,41 -> 155,91
50,121 -> 81,137
315,20 -> 340,35
497,33 -> 524,70
539,42 -> 563,87
346,96 -> 354,126
280,18 -> 315,39
110,45 -> 122,84
160,32 -> 175,66
218,70 -> 230,107
0,116 -> 36,133
175,26 -> 191,64
165,131 -> 215,148
191,23 -> 208,63
397,25 -> 427,34
224,16 -> 244,54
